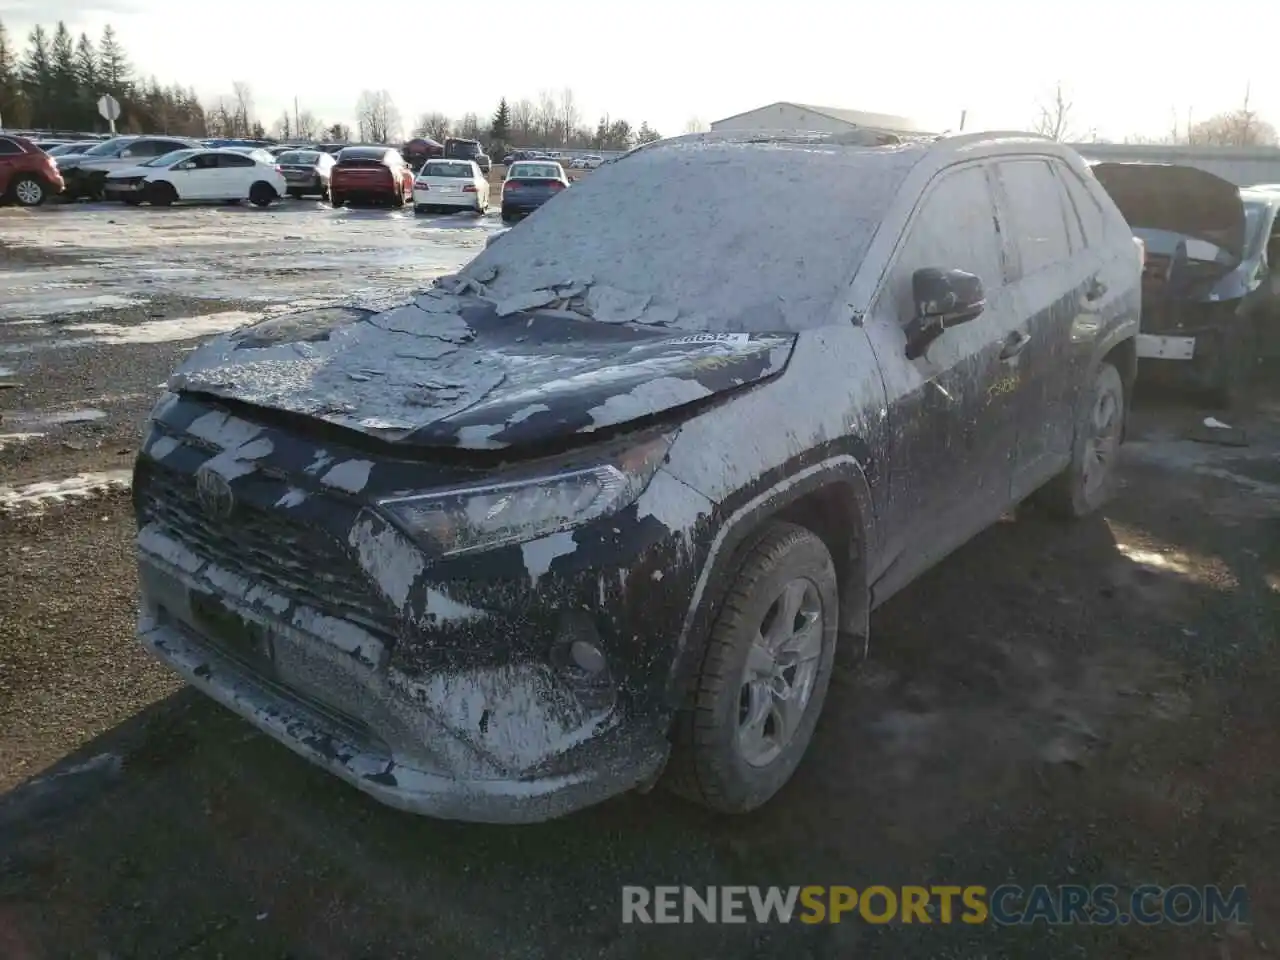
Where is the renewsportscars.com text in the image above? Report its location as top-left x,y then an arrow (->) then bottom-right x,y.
621,885 -> 1250,926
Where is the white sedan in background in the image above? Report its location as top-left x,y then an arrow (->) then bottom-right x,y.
104,148 -> 287,207
412,159 -> 489,214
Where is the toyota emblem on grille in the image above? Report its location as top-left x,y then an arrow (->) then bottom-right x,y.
195,467 -> 235,520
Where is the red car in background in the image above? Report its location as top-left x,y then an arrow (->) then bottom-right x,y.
0,133 -> 65,206
329,146 -> 415,208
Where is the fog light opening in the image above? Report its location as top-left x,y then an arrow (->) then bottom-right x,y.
551,613 -> 616,713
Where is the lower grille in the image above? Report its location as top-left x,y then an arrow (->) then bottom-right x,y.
140,465 -> 398,639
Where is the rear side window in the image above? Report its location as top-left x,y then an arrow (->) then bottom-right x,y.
217,153 -> 254,168
0,138 -> 23,155
1049,163 -> 1085,254
887,164 -> 1004,323
1059,168 -> 1110,249
995,159 -> 1073,277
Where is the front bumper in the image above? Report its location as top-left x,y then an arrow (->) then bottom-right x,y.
136,540 -> 671,822
104,180 -> 145,198
284,174 -> 323,194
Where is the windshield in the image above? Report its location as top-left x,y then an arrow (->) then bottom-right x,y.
47,142 -> 89,156
467,141 -> 913,332
145,149 -> 196,168
278,151 -> 319,165
510,163 -> 561,179
83,138 -> 130,157
423,162 -> 472,178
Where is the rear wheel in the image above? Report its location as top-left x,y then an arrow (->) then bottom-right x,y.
330,192 -> 344,208
249,181 -> 276,207
501,206 -> 515,223
11,175 -> 48,207
1035,361 -> 1125,519
664,522 -> 839,813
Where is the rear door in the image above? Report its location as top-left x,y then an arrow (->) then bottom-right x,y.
864,161 -> 1024,601
988,157 -> 1090,499
0,137 -> 24,193
215,152 -> 257,198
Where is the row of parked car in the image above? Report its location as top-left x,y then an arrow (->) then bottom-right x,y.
0,131 -> 581,221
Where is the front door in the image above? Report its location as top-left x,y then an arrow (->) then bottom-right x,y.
864,161 -> 1026,603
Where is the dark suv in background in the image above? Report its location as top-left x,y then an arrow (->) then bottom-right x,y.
444,136 -> 491,174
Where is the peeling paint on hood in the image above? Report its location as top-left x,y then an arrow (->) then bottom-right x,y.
168,296 -> 796,450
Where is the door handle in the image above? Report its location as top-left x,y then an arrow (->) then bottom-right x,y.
999,330 -> 1031,361
1085,277 -> 1107,302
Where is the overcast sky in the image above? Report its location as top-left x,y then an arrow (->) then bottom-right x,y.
5,0 -> 1277,141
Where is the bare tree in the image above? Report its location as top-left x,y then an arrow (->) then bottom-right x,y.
559,87 -> 581,145
231,81 -> 254,137
296,110 -> 319,140
1032,82 -> 1074,141
356,89 -> 402,143
204,97 -> 233,137
1189,108 -> 1278,146
684,117 -> 707,134
273,109 -> 292,141
536,89 -> 558,144
511,98 -> 535,142
458,111 -> 482,140
414,111 -> 450,141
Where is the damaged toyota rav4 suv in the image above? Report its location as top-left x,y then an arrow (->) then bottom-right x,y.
134,130 -> 1140,823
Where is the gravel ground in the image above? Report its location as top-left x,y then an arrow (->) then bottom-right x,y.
1,199 -> 1278,959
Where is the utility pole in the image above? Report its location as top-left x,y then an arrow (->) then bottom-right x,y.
959,109 -> 967,132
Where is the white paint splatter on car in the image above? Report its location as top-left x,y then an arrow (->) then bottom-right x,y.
321,459 -> 374,493
507,403 -> 550,425
586,377 -> 711,430
148,435 -> 180,461
348,513 -> 425,609
521,530 -> 578,584
274,488 -> 308,508
423,588 -> 488,623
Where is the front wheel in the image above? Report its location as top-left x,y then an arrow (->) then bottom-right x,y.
1034,361 -> 1125,519
148,182 -> 177,207
664,522 -> 839,814
11,175 -> 48,207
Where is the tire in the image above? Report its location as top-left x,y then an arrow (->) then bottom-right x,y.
390,186 -> 406,209
501,207 -> 515,223
414,204 -> 429,215
664,522 -> 839,814
11,175 -> 47,207
249,182 -> 276,207
330,193 -> 344,208
287,189 -> 303,200
122,197 -> 142,206
1034,361 -> 1125,519
148,182 -> 177,207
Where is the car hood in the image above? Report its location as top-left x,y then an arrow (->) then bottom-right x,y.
167,289 -> 795,450
1092,162 -> 1245,260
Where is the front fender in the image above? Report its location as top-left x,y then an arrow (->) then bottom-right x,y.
663,452 -> 876,710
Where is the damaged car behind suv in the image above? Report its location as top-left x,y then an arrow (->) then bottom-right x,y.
1093,163 -> 1280,406
133,130 -> 1140,823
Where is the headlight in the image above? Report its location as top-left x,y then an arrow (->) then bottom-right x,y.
379,432 -> 674,556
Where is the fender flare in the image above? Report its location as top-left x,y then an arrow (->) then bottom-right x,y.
663,454 -> 877,710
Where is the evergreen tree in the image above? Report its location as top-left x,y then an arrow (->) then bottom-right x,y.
74,33 -> 98,129
490,98 -> 511,144
20,25 -> 51,127
49,22 -> 76,128
98,24 -> 130,95
0,19 -> 26,128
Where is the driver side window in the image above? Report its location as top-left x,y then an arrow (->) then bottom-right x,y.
886,165 -> 1006,326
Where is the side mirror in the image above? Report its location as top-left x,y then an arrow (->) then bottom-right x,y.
905,267 -> 985,360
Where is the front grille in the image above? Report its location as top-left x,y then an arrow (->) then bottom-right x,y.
140,464 -> 399,639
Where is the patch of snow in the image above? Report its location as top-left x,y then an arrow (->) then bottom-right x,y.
0,311 -> 260,353
423,587 -> 488,623
0,470 -> 132,513
586,377 -> 711,428
275,488 -> 308,508
322,459 -> 374,493
494,289 -> 558,316
508,403 -> 550,424
521,530 -> 578,584
348,513 -> 424,609
1203,417 -> 1232,429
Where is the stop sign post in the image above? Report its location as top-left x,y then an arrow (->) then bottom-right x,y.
97,94 -> 121,134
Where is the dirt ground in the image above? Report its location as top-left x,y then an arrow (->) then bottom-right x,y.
1,199 -> 1279,959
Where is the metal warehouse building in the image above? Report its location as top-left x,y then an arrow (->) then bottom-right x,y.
710,101 -> 932,137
